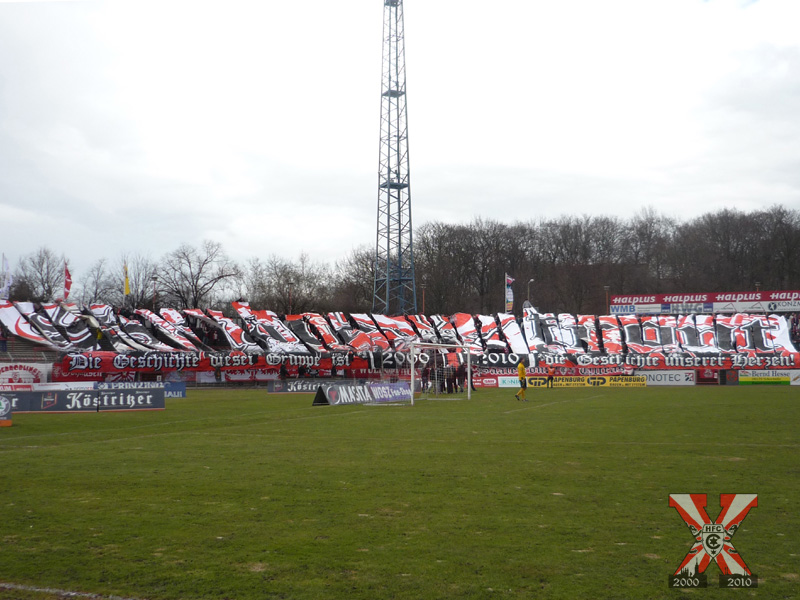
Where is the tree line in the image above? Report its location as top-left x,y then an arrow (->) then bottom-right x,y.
6,205 -> 799,316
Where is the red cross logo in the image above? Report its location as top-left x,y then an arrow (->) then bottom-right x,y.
669,493 -> 757,577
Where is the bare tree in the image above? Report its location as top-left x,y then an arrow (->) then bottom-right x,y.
13,247 -> 67,302
621,207 -> 676,291
108,253 -> 160,309
76,258 -> 117,305
244,253 -> 333,314
414,222 -> 475,314
331,245 -> 374,313
242,257 -> 271,309
290,252 -> 333,313
468,218 -> 511,314
8,206 -> 800,315
158,241 -> 242,309
759,205 -> 800,290
691,209 -> 752,290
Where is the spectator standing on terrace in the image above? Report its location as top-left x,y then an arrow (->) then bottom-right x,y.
0,325 -> 7,352
456,363 -> 467,392
515,360 -> 527,401
444,363 -> 454,393
434,365 -> 444,394
791,313 -> 800,346
448,363 -> 459,393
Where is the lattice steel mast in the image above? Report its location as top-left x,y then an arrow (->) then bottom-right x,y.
373,0 -> 417,315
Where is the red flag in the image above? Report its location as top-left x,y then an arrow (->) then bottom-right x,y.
64,263 -> 72,300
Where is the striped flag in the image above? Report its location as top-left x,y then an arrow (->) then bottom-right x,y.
0,254 -> 12,300
64,263 -> 72,300
505,273 -> 514,312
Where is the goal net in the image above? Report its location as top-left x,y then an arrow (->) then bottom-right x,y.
409,341 -> 472,404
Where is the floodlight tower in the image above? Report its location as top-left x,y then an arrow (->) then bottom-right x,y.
372,0 -> 417,315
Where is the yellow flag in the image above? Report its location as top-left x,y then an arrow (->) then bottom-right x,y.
124,264 -> 130,296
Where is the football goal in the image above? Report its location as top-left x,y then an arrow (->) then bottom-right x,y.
409,341 -> 472,404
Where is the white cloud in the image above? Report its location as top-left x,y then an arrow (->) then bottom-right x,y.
0,0 -> 799,278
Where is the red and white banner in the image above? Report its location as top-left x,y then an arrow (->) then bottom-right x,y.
14,301 -> 73,350
498,312 -> 528,354
476,314 -> 505,352
304,312 -> 351,352
329,312 -> 379,351
135,308 -> 198,351
371,313 -> 419,352
232,301 -> 310,354
0,300 -> 54,347
450,313 -> 483,352
44,302 -> 102,351
349,313 -> 391,351
0,362 -> 52,385
205,308 -> 262,353
51,351 -> 376,381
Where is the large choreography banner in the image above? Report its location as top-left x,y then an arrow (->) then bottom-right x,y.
0,300 -> 52,347
45,303 -> 102,351
50,342 -> 800,381
6,298 -> 800,376
611,290 -> 800,314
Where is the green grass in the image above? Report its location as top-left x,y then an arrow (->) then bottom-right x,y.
1,386 -> 798,599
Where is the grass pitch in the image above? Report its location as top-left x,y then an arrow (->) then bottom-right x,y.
1,386 -> 798,600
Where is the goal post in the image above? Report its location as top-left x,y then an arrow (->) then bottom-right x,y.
409,341 -> 472,405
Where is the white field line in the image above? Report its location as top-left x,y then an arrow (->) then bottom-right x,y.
0,582 -> 146,600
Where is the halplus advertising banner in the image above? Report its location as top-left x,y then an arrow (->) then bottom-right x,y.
610,290 -> 800,314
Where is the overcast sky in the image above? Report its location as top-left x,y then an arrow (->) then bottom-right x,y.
1,0 -> 799,279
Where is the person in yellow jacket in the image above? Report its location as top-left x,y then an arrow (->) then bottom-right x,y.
515,360 -> 527,401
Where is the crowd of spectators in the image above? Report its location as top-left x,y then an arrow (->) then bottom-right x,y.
420,363 -> 472,394
789,313 -> 800,347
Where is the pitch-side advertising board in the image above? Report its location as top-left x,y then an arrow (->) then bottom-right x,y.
2,386 -> 166,412
642,371 -> 696,386
739,370 -> 800,385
